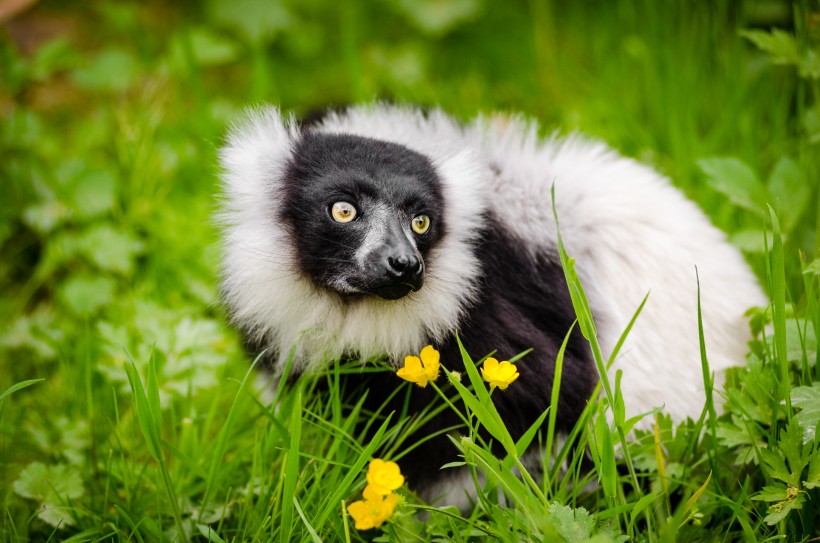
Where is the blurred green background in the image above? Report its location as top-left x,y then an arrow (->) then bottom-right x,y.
0,0 -> 818,539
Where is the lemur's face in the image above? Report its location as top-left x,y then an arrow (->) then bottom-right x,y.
281,132 -> 446,300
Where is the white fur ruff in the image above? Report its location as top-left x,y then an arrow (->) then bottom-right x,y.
219,104 -> 766,425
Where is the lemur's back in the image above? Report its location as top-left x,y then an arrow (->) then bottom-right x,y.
468,114 -> 766,424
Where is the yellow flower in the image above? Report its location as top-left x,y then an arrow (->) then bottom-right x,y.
346,485 -> 399,530
480,357 -> 519,390
396,345 -> 440,387
365,459 -> 405,495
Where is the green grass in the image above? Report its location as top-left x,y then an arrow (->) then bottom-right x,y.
1,0 -> 819,541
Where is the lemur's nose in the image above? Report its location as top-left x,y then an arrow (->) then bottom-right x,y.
387,254 -> 422,279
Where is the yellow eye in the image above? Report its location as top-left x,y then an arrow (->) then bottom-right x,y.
411,215 -> 431,235
331,202 -> 357,223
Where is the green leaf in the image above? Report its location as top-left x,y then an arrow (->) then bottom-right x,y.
196,524 -> 227,543
57,274 -> 116,316
72,49 -> 140,92
728,228 -> 770,253
741,28 -> 820,79
124,361 -> 162,461
594,408 -> 618,500
170,27 -> 241,70
716,415 -> 767,465
388,0 -> 481,36
752,484 -> 789,503
30,38 -> 80,81
0,309 -> 63,359
13,462 -> 85,527
71,170 -> 117,219
804,110 -> 820,143
22,200 -> 70,234
763,490 -> 805,525
37,231 -> 87,279
0,379 -> 45,403
207,0 -> 292,45
547,502 -> 595,541
293,496 -> 323,543
752,480 -> 807,525
767,157 -> 808,231
805,446 -> 820,489
697,157 -> 766,213
804,258 -> 820,276
446,368 -> 513,457
456,438 -> 540,513
740,29 -> 800,66
799,49 -> 820,80
679,471 -> 712,529
778,420 -> 810,485
189,28 -> 241,66
757,421 -> 803,487
763,319 -> 817,370
792,383 -> 820,444
451,336 -> 517,457
279,392 -> 301,543
767,206 -> 791,419
78,224 -> 144,275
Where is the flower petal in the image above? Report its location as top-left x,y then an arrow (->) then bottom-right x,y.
400,356 -> 422,373
397,356 -> 430,387
375,493 -> 399,525
480,357 -> 499,382
420,345 -> 440,367
347,500 -> 376,530
366,460 -> 405,494
481,358 -> 519,390
419,345 -> 440,381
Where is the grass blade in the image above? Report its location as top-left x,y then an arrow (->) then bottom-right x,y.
767,205 -> 792,420
123,358 -> 187,539
200,356 -> 263,516
293,496 -> 323,543
0,379 -> 44,403
280,392 -> 302,543
550,184 -> 642,500
312,413 -> 393,531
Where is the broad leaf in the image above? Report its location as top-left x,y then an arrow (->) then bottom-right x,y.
805,446 -> 820,489
792,383 -> 820,443
767,157 -> 808,231
697,157 -> 766,213
547,502 -> 595,541
740,29 -> 800,66
13,462 -> 85,527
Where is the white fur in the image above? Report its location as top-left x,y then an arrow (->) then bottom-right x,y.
465,114 -> 766,426
219,104 -> 766,427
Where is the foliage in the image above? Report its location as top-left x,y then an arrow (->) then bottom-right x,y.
1,0 -> 819,541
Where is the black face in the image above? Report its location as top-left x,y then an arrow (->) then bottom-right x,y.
280,132 -> 446,300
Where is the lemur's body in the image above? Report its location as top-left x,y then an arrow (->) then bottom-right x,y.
219,104 -> 765,503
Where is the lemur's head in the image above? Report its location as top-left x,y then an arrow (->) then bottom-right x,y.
219,105 -> 489,368
281,132 -> 446,301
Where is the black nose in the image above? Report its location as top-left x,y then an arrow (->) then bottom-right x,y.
387,254 -> 422,279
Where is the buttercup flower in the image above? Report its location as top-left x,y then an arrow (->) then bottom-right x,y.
365,459 -> 405,495
480,357 -> 519,390
347,484 -> 399,530
396,345 -> 440,387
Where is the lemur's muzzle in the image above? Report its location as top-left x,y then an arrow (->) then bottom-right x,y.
368,220 -> 425,300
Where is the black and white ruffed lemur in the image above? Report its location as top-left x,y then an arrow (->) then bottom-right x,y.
217,104 -> 765,506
